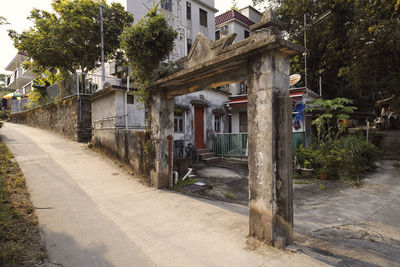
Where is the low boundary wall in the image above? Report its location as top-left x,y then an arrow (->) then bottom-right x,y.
92,129 -> 155,184
10,95 -> 91,142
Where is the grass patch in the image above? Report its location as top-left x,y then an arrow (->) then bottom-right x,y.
173,178 -> 198,191
318,183 -> 326,190
294,180 -> 314,185
393,162 -> 400,168
0,137 -> 47,266
224,192 -> 235,200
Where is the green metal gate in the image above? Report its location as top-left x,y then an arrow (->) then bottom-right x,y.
212,133 -> 248,158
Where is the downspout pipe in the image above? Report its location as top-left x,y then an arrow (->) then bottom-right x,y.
125,75 -> 130,130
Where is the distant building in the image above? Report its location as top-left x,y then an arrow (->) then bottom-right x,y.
106,0 -> 224,154
215,6 -> 262,135
127,0 -> 217,61
5,52 -> 34,95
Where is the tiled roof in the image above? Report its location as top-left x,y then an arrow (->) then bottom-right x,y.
215,9 -> 255,27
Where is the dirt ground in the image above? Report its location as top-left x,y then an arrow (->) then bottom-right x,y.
180,156 -> 400,266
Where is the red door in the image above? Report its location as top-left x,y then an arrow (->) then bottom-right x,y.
194,106 -> 205,149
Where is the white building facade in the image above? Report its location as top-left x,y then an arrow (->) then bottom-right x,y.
127,0 -> 217,61
126,0 -> 225,153
5,52 -> 35,95
215,6 -> 262,134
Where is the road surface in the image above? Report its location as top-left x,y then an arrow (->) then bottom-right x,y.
1,122 -> 323,267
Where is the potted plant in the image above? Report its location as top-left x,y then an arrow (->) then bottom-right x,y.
320,168 -> 327,180
300,160 -> 313,177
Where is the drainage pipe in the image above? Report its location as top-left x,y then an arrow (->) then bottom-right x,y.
167,135 -> 173,188
182,168 -> 193,181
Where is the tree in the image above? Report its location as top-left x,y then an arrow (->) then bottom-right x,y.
9,0 -> 133,75
121,4 -> 177,104
0,74 -> 13,97
0,16 -> 8,26
306,98 -> 356,142
254,0 -> 400,112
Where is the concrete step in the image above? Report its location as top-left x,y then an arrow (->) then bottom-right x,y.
197,148 -> 211,154
199,152 -> 214,158
202,156 -> 220,162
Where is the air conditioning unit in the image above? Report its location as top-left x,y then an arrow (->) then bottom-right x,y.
109,61 -> 117,75
220,25 -> 228,33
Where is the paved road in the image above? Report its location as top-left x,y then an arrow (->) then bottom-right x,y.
1,123 -> 323,267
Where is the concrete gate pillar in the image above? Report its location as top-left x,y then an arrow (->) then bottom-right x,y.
150,89 -> 175,189
247,49 -> 293,247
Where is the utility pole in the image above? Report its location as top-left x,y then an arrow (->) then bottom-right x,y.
319,69 -> 322,96
304,14 -> 307,90
100,3 -> 105,88
302,11 -> 332,92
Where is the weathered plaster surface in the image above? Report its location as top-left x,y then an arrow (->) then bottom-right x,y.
248,52 -> 293,247
91,88 -> 147,129
150,90 -> 175,188
92,129 -> 151,182
174,89 -> 229,148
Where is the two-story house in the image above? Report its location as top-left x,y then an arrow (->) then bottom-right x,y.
127,1 -> 227,152
5,52 -> 34,95
213,7 -> 318,157
215,6 -> 262,135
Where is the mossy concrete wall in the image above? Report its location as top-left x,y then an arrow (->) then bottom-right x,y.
92,129 -> 154,185
10,95 -> 91,142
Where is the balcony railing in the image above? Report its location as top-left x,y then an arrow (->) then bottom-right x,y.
212,133 -> 248,158
75,72 -> 122,95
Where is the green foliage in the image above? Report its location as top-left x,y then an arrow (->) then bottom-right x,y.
0,16 -> 8,26
0,138 -> 46,266
224,192 -> 236,200
255,0 -> 400,112
296,134 -> 379,181
231,0 -> 239,10
28,89 -> 47,108
0,74 -> 13,97
9,0 -> 133,74
173,178 -> 198,191
393,162 -> 400,168
34,69 -> 63,88
0,110 -> 10,120
121,3 -> 177,104
337,135 -> 379,179
28,69 -> 64,108
306,98 -> 356,142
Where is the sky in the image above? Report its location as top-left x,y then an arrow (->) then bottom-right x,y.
0,0 -> 260,74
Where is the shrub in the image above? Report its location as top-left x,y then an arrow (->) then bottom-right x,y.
295,134 -> 379,181
337,134 -> 379,179
306,98 -> 357,142
0,110 -> 10,120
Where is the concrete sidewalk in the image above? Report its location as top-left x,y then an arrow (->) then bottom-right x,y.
1,123 -> 324,267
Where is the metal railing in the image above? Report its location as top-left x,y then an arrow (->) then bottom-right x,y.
10,98 -> 30,114
75,72 -> 122,96
92,115 -> 147,130
10,72 -> 123,114
212,133 -> 248,158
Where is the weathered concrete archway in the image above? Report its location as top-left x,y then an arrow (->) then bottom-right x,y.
149,10 -> 303,247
